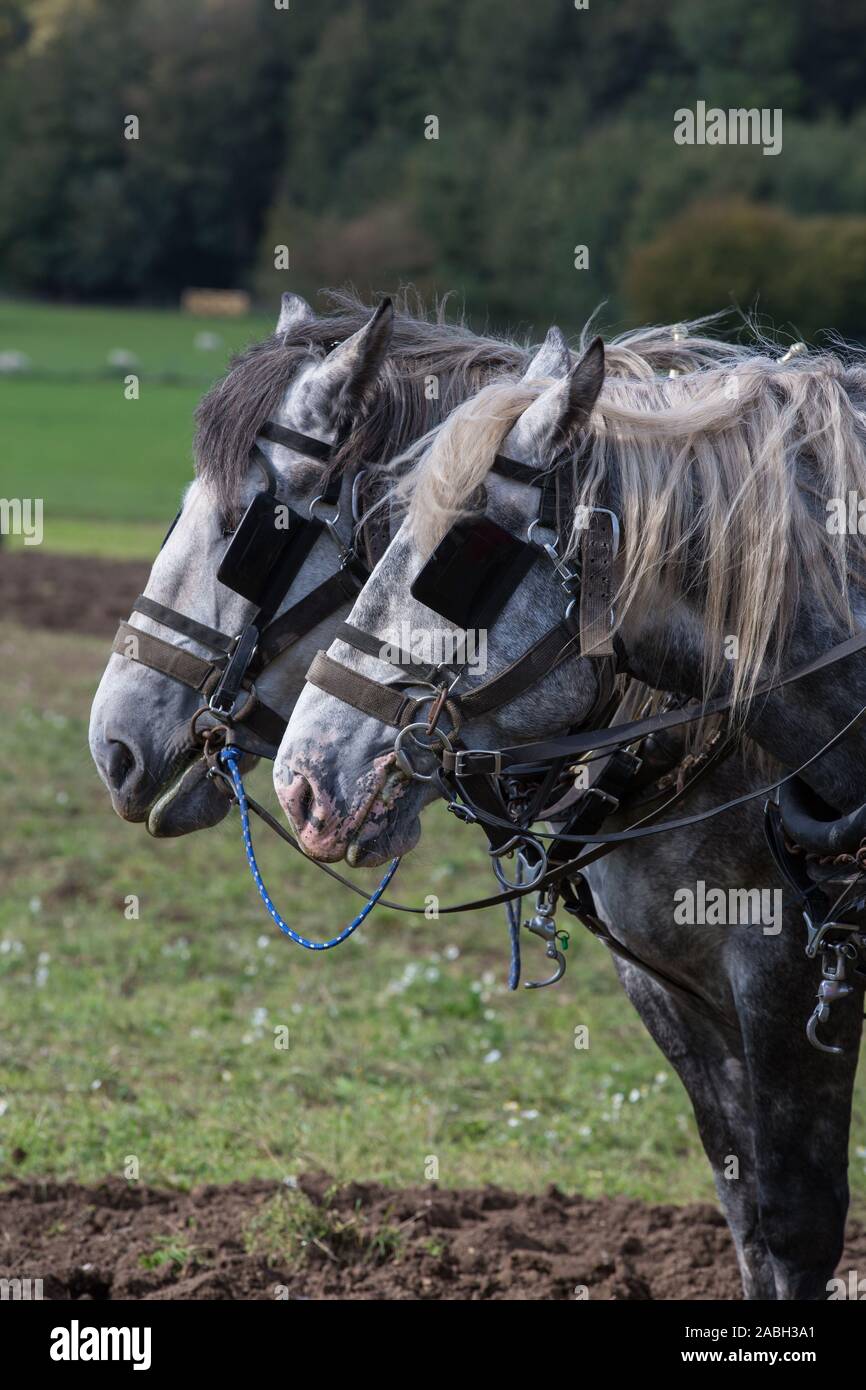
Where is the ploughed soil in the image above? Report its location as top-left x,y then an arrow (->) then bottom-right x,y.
2,1172 -> 866,1301
0,549 -> 149,639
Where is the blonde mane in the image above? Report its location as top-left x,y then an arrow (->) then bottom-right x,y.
391,322 -> 866,712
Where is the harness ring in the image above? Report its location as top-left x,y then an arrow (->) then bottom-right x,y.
394,721 -> 454,782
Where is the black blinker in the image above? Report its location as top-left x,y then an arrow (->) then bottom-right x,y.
410,515 -> 538,630
217,491 -> 322,610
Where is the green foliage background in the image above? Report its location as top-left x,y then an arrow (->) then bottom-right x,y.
1,0 -> 864,338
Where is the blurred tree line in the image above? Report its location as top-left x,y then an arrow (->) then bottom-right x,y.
1,0 -> 865,338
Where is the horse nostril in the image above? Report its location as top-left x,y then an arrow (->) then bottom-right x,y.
282,772 -> 316,834
106,739 -> 135,790
294,775 -> 315,830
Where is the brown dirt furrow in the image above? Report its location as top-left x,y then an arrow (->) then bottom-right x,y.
1,1174 -> 864,1300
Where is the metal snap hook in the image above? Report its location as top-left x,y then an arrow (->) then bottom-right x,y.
805,945 -> 855,1055
523,910 -> 569,989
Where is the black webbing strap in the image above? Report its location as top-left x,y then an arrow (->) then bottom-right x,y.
446,626 -> 866,777
547,749 -> 642,866
257,421 -> 341,505
258,420 -> 334,464
306,650 -> 420,728
131,596 -> 233,656
492,453 -> 571,531
255,570 -> 367,666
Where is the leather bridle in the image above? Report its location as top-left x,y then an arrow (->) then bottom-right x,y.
111,421 -> 370,757
302,453 -> 866,903
306,450 -> 622,842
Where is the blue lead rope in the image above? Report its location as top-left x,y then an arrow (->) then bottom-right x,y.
219,745 -> 401,950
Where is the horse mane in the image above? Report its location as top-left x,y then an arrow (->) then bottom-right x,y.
193,287 -> 530,518
193,290 -> 755,523
396,329 -> 866,713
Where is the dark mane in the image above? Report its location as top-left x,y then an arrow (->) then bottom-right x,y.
193,287 -> 531,516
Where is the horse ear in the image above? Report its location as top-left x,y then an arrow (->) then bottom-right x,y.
564,336 -> 605,435
543,335 -> 605,459
276,292 -> 313,334
506,336 -> 604,468
317,298 -> 395,412
523,326 -> 571,381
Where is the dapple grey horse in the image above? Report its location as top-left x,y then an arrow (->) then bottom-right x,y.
275,341 -> 866,1299
91,294 -> 862,1298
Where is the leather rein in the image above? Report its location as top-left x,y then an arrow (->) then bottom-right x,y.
111,417 -> 866,999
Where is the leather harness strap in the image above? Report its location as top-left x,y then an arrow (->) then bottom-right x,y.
256,569 -> 366,665
113,620 -> 215,692
578,510 -> 618,658
492,453 -> 570,531
307,614 -> 591,730
445,626 -> 866,778
306,650 -> 424,728
335,621 -> 443,682
132,595 -> 234,656
457,619 -> 581,721
112,621 -> 290,748
257,419 -> 335,466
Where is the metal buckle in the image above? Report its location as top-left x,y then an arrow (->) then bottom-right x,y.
543,540 -> 581,598
453,749 -> 502,777
586,507 -> 621,561
208,626 -> 259,717
583,785 -> 620,812
209,680 -> 257,723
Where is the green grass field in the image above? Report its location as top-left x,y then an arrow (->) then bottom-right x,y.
0,620 -> 745,1200
0,299 -> 274,555
2,622 -> 865,1203
2,299 -> 865,1208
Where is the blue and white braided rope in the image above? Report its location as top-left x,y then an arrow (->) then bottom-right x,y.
219,745 -> 400,950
